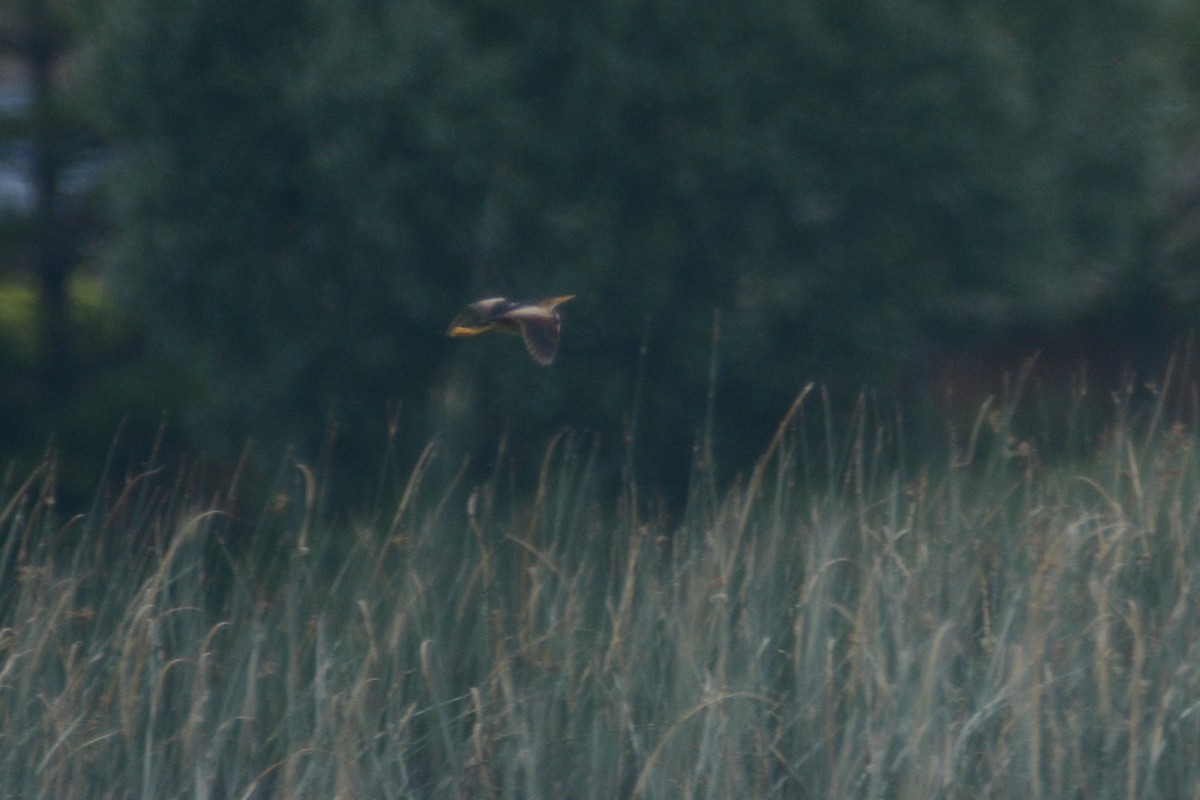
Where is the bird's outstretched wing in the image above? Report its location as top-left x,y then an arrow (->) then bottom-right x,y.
498,305 -> 563,365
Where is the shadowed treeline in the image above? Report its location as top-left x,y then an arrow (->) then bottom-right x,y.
2,0 -> 1200,503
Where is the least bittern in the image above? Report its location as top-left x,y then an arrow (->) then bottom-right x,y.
447,295 -> 575,365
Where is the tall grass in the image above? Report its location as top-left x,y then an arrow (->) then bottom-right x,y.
3,375 -> 1200,798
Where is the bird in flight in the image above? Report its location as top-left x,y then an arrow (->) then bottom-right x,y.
447,295 -> 575,365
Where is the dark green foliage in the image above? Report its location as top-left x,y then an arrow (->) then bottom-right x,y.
88,0 -> 504,481
82,0 -> 1187,497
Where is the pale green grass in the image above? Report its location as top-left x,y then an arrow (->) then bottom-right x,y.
3,380 -> 1200,798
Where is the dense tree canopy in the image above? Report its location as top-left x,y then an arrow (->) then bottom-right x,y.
79,0 -> 1192,497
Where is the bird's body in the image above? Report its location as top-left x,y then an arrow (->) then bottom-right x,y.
447,295 -> 574,365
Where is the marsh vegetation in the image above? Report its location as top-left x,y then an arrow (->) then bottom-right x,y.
4,373 -> 1200,799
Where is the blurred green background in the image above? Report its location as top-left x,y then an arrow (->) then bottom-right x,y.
3,0 -> 1200,506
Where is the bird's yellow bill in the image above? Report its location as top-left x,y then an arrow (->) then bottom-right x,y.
447,324 -> 493,338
